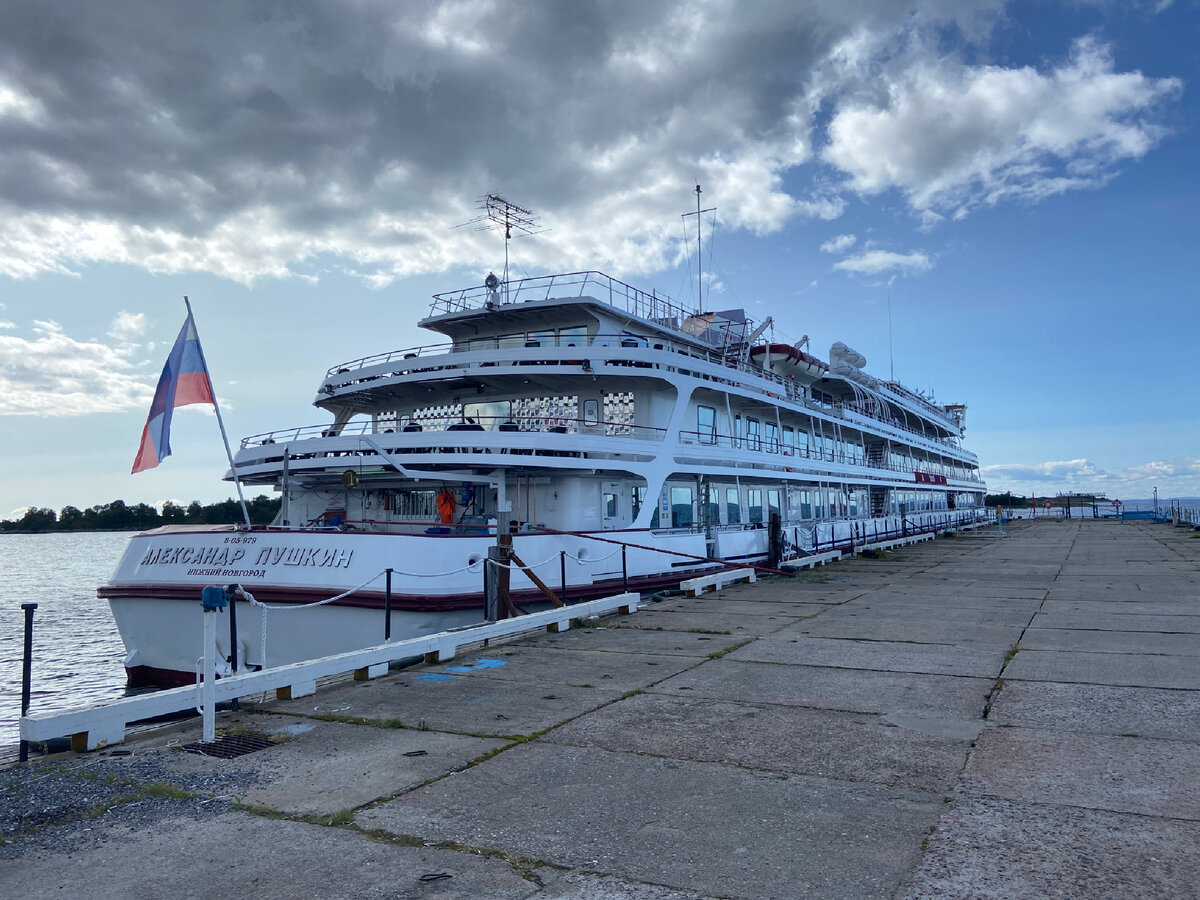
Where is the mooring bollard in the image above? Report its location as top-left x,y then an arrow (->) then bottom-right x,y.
18,602 -> 37,763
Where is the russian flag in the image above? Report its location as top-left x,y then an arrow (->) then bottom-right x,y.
131,311 -> 216,473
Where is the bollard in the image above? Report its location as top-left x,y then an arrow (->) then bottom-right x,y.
384,568 -> 393,641
18,602 -> 37,763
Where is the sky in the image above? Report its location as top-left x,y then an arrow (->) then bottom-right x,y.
1,0 -> 1197,518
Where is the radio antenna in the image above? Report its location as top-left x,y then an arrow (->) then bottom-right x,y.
682,184 -> 716,313
455,194 -> 545,301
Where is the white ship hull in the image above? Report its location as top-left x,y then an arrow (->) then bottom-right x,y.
103,526 -> 713,684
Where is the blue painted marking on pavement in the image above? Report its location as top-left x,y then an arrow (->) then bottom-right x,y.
444,658 -> 506,672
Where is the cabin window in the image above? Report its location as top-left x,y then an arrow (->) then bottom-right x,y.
734,415 -> 743,448
765,423 -> 779,453
633,485 -> 646,520
800,490 -> 812,519
726,488 -> 741,524
603,491 -> 618,518
782,426 -> 794,455
698,406 -> 716,444
797,431 -> 810,458
767,489 -> 780,518
748,418 -> 761,451
747,488 -> 763,524
814,490 -> 826,519
670,487 -> 694,527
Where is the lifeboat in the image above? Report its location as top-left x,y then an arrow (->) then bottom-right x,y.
748,343 -> 829,379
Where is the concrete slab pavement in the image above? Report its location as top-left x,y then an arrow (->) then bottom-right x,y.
5,518 -> 1199,899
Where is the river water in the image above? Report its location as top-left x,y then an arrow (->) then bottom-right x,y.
0,532 -> 131,752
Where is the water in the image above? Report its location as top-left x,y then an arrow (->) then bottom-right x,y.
0,532 -> 131,751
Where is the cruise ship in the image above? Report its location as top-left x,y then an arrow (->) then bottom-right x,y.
101,270 -> 987,686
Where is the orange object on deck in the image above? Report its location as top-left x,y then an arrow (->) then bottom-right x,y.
436,489 -> 456,524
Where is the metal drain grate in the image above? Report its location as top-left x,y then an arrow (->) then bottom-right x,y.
182,732 -> 275,759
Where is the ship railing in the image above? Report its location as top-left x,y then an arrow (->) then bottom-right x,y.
324,341 -> 454,378
241,415 -> 666,449
677,430 -> 981,483
427,271 -> 698,330
320,333 -> 972,457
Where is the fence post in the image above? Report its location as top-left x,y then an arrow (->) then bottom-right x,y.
560,551 -> 568,604
384,568 -> 393,640
18,603 -> 37,763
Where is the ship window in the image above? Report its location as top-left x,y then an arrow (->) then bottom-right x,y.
733,415 -> 743,448
747,489 -> 763,524
670,487 -> 694,527
800,490 -> 812,519
697,406 -> 716,444
726,488 -> 741,524
603,491 -> 617,518
583,399 -> 600,426
706,484 -> 720,524
782,426 -> 794,454
768,490 -> 780,517
559,326 -> 587,346
748,418 -> 761,451
765,423 -> 779,453
633,485 -> 646,520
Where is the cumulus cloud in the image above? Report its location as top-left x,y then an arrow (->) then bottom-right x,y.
0,319 -> 154,415
0,2 -> 1182,285
820,233 -> 857,254
823,36 -> 1182,218
833,249 -> 931,275
983,457 -> 1200,498
107,310 -> 148,341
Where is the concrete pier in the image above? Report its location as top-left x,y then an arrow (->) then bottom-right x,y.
3,519 -> 1199,898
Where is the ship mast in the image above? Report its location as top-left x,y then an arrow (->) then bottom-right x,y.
682,184 -> 715,313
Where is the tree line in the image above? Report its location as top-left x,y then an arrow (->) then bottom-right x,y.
1,496 -> 281,533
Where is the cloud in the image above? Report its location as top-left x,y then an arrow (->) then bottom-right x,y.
0,319 -> 154,415
820,233 -> 857,254
833,248 -> 931,275
823,36 -> 1182,219
108,310 -> 148,341
982,456 -> 1200,498
0,3 -> 1182,284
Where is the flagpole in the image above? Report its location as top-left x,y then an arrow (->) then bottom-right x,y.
184,296 -> 253,531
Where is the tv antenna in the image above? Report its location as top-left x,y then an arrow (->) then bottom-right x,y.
681,184 -> 716,313
456,194 -> 545,298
